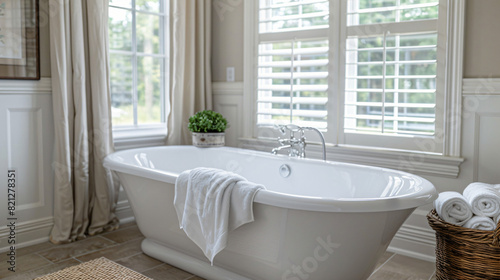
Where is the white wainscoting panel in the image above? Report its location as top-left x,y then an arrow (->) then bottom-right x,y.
0,78 -> 55,252
7,107 -> 45,210
463,95 -> 500,183
475,114 -> 500,183
213,82 -> 244,148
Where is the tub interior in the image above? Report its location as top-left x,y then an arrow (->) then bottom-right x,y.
111,146 -> 424,200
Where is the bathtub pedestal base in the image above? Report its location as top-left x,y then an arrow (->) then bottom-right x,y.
142,239 -> 249,280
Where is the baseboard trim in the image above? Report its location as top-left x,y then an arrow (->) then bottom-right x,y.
387,245 -> 436,263
0,200 -> 135,253
116,200 -> 135,223
119,216 -> 136,225
0,217 -> 54,253
0,216 -> 53,238
394,224 -> 436,246
388,223 -> 436,263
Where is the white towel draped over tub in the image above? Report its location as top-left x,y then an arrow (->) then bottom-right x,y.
433,191 -> 473,226
463,182 -> 500,217
173,167 -> 265,265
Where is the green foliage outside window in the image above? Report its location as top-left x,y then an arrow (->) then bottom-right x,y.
109,0 -> 164,126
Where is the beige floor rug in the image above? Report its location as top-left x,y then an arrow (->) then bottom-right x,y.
34,257 -> 152,280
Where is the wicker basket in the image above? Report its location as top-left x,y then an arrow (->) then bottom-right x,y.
427,209 -> 500,279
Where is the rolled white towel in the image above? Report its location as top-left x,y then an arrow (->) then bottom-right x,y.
494,209 -> 500,224
433,191 -> 473,226
493,184 -> 500,193
463,216 -> 497,231
463,182 -> 500,217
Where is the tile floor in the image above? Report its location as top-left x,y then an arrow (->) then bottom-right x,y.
0,222 -> 436,280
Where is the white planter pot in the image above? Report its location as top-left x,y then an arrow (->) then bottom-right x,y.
192,132 -> 225,147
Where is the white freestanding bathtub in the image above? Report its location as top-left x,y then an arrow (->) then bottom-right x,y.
103,146 -> 437,280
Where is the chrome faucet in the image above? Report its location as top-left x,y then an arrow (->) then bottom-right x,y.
271,124 -> 326,161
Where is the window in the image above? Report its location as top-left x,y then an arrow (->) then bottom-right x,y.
108,0 -> 168,131
342,0 -> 444,152
249,0 -> 458,153
256,0 -> 331,140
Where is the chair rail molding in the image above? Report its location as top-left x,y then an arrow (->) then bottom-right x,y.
0,78 -> 52,95
212,82 -> 244,94
463,78 -> 500,95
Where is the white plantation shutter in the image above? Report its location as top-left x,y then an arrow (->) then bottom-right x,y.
257,0 -> 330,130
250,0 -> 450,153
343,0 -> 441,137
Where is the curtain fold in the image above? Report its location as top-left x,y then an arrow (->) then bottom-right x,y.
49,0 -> 120,244
167,0 -> 213,145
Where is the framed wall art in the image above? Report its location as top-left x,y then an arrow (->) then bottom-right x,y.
0,0 -> 39,80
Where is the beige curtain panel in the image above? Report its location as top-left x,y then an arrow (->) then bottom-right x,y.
49,0 -> 120,244
167,0 -> 213,145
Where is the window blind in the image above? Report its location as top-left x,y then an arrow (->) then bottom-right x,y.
344,0 -> 439,136
257,0 -> 330,129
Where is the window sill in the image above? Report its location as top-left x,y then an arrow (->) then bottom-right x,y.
113,126 -> 167,151
239,138 -> 464,178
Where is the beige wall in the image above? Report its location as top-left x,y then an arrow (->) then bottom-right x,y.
463,0 -> 500,78
210,0 -> 500,81
211,0 -> 244,82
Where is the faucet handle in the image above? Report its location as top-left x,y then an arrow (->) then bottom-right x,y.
285,124 -> 302,132
274,124 -> 287,135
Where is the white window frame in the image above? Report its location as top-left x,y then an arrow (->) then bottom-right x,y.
244,0 -> 464,157
109,0 -> 170,148
340,1 -> 444,153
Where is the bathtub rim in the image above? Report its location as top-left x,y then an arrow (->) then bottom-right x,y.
104,145 -> 437,213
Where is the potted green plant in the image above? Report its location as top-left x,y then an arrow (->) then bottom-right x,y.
188,110 -> 227,147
